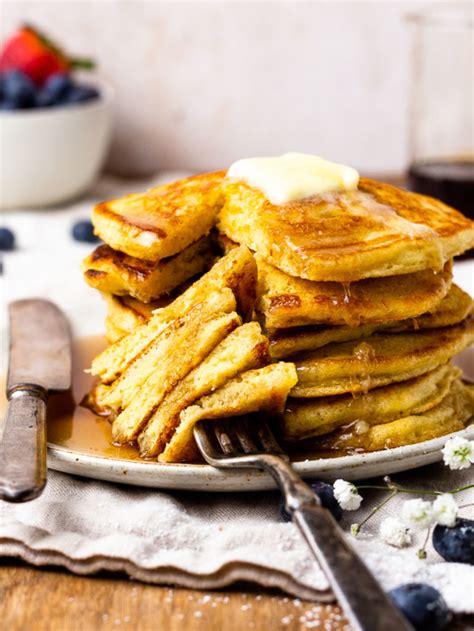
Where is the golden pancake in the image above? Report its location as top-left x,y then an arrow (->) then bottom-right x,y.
160,363 -> 298,463
137,322 -> 269,457
269,283 -> 473,359
257,256 -> 452,329
112,319 -> 266,446
292,319 -> 474,397
90,246 -> 257,383
391,283 -> 473,331
104,317 -> 126,343
318,380 -> 474,452
102,293 -> 168,338
97,288 -> 238,414
283,364 -> 460,440
219,177 -> 474,282
92,171 -> 224,261
82,236 -> 214,303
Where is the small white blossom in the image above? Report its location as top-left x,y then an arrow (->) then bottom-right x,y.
401,498 -> 435,530
442,436 -> 474,470
333,479 -> 362,511
433,493 -> 458,527
379,517 -> 412,548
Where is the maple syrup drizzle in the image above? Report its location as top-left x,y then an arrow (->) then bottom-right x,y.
341,282 -> 351,305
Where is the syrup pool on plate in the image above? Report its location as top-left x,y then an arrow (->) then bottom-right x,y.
0,336 -> 145,462
46,336 -> 145,460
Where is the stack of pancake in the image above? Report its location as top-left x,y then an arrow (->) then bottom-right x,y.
82,163 -> 474,462
82,172 -> 224,342
217,175 -> 474,453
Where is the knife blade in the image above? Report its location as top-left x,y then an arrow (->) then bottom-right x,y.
0,299 -> 72,502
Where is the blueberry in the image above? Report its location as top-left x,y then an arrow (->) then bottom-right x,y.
389,583 -> 451,631
433,517 -> 474,564
0,227 -> 15,251
36,73 -> 74,107
280,480 -> 343,522
63,84 -> 99,105
2,70 -> 36,109
0,101 -> 17,111
72,220 -> 100,243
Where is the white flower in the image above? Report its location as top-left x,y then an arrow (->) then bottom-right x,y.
333,479 -> 362,511
379,517 -> 412,548
442,436 -> 474,470
401,498 -> 435,530
433,493 -> 458,527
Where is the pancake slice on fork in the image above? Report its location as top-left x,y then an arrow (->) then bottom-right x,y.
136,322 -> 270,457
160,362 -> 298,463
90,245 -> 257,383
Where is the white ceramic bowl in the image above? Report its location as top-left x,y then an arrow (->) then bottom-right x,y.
0,80 -> 113,209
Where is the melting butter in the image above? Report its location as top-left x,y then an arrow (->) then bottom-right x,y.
226,152 -> 359,205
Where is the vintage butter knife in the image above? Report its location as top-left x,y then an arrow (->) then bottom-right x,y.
0,299 -> 72,502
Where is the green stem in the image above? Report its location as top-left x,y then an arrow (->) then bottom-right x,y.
357,490 -> 399,532
357,485 -> 440,494
417,527 -> 431,560
449,484 -> 474,494
356,484 -> 474,496
70,58 -> 96,70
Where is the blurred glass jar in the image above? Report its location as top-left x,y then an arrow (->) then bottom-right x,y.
406,6 -> 473,217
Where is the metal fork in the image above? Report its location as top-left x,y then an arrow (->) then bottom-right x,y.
194,416 -> 412,631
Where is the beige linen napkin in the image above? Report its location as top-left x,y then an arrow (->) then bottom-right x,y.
0,463 -> 472,611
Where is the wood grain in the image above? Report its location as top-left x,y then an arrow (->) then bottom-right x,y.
1,563 -> 349,631
1,563 -> 473,631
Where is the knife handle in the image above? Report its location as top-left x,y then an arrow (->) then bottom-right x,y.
0,386 -> 47,502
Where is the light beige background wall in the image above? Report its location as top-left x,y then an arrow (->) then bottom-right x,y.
0,1 -> 460,176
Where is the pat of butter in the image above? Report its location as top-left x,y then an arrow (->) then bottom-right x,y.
226,152 -> 359,205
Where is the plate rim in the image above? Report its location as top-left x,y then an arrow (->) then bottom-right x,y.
46,424 -> 474,490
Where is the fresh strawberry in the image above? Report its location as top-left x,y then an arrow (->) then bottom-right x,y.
0,25 -> 94,86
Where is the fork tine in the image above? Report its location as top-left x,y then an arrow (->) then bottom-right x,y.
255,417 -> 285,454
195,415 -> 285,461
233,416 -> 259,454
193,421 -> 221,459
213,420 -> 241,456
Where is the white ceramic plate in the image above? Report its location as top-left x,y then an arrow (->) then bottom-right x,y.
2,299 -> 473,492
47,425 -> 474,491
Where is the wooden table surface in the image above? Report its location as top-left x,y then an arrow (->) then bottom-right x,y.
2,561 -> 473,631
1,561 -> 351,631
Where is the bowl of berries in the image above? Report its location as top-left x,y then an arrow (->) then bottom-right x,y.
0,25 -> 113,209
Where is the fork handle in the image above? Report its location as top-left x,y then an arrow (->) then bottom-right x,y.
293,505 -> 411,631
257,455 -> 412,631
